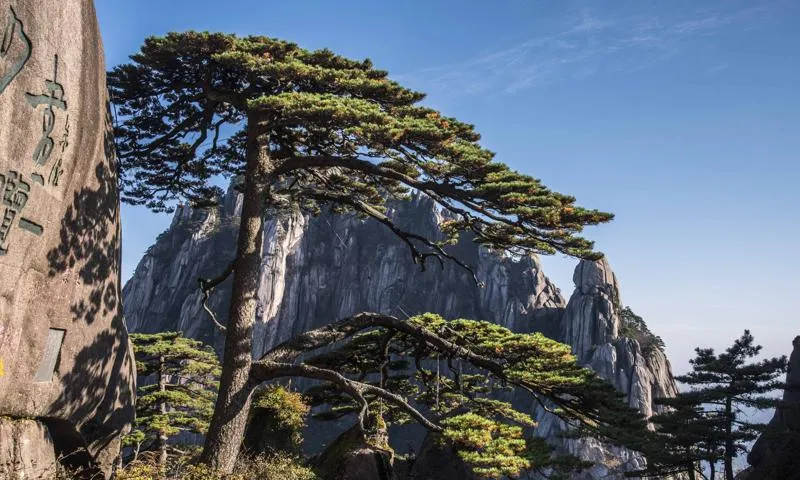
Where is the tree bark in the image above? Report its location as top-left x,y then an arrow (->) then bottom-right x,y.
200,117 -> 272,472
157,355 -> 168,471
724,397 -> 734,480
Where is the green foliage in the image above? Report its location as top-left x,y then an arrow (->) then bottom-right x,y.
251,384 -> 309,432
109,31 -> 613,259
125,332 -> 221,460
245,385 -> 310,454
618,306 -> 665,356
440,413 -> 530,478
305,313 -> 649,479
632,330 -> 787,479
233,453 -> 318,480
116,453 -> 317,480
116,461 -> 163,480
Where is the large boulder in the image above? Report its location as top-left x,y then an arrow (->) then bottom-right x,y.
744,335 -> 800,480
315,425 -> 396,480
407,432 -> 476,480
0,418 -> 57,479
0,0 -> 135,477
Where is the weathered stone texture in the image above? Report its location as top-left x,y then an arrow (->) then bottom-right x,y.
124,184 -> 677,478
744,336 -> 800,480
0,0 -> 134,476
530,258 -> 679,478
0,418 -> 57,480
314,426 -> 396,480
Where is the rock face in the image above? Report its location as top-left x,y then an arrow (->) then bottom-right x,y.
125,189 -> 565,355
744,336 -> 800,479
0,419 -> 57,479
314,426 -> 396,480
124,185 -> 677,478
527,258 -> 679,479
0,0 -> 135,476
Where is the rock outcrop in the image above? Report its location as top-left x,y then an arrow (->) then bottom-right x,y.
563,259 -> 677,417
0,0 -> 135,476
744,336 -> 800,480
314,426 -> 396,480
123,184 -> 677,478
524,258 -> 678,479
0,419 -> 57,479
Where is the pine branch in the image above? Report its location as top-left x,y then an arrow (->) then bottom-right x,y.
197,260 -> 236,332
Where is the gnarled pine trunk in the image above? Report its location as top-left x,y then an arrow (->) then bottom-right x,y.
200,119 -> 272,472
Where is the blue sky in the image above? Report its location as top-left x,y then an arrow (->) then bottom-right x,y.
96,0 -> 800,372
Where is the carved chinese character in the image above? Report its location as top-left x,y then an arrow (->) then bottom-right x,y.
0,6 -> 31,95
2,171 -> 29,209
0,207 -> 16,253
0,171 -> 43,255
26,57 -> 67,166
59,114 -> 70,152
48,157 -> 63,186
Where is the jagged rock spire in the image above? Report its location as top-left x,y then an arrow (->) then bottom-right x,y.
562,258 -> 621,361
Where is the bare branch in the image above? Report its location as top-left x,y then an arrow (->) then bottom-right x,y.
249,360 -> 442,433
258,312 -> 500,374
198,261 -> 236,332
297,169 -> 481,284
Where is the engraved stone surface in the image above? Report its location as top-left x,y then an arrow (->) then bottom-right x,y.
33,328 -> 64,382
0,0 -> 134,476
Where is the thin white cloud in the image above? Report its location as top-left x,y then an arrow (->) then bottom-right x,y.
394,2 -> 788,96
705,62 -> 730,76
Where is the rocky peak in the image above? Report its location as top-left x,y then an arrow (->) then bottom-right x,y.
122,187 -> 678,479
562,258 -> 677,416
517,258 -> 679,479
563,258 -> 621,361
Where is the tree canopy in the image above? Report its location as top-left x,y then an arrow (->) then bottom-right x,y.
109,31 -> 616,471
109,31 -> 612,260
255,313 -> 648,479
632,330 -> 787,480
126,332 -> 221,466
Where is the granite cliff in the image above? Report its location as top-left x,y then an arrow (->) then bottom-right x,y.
123,184 -> 678,478
0,0 -> 134,478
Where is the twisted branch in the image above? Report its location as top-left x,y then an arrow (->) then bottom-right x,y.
197,261 -> 236,332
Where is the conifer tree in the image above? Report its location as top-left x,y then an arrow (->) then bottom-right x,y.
109,32 -> 613,471
634,330 -> 787,480
289,314 -> 644,478
676,330 -> 787,480
631,391 -> 727,479
126,332 -> 221,467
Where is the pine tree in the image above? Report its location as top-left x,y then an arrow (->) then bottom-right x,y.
299,314 -> 644,479
109,32 -> 613,471
126,332 -> 221,467
631,391 -> 727,479
677,330 -> 787,480
635,330 -> 787,480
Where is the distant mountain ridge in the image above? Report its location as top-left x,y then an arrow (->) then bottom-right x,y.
123,183 -> 679,478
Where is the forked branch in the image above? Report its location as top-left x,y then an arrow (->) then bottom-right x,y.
198,260 -> 236,332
